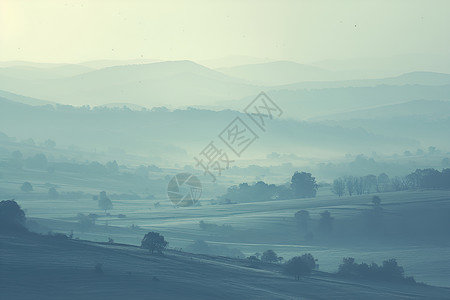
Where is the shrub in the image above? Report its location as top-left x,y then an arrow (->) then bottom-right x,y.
372,195 -> 381,206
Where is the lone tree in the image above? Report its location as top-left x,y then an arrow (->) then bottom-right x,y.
141,232 -> 168,254
284,253 -> 316,280
261,250 -> 279,263
290,171 -> 318,198
0,199 -> 26,231
20,182 -> 33,192
98,191 -> 113,213
345,176 -> 355,196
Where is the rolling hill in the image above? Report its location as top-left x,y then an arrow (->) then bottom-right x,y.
1,231 -> 449,300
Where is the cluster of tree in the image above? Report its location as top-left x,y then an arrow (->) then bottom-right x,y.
338,257 -> 416,284
5,152 -> 48,170
77,213 -> 99,229
218,181 -> 291,203
4,150 -> 121,175
50,160 -> 119,175
20,182 -> 137,202
199,220 -> 233,233
333,168 -> 450,196
332,174 -> 389,197
294,210 -> 334,237
247,249 -> 284,265
406,168 -> 450,189
134,164 -> 163,177
246,249 -> 318,279
218,171 -> 318,203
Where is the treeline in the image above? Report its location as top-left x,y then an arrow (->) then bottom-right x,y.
217,171 -> 318,203
217,181 -> 292,203
2,150 -> 161,177
338,257 -> 416,285
332,168 -> 450,196
3,150 -> 120,174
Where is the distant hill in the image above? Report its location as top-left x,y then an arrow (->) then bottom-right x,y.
313,100 -> 450,121
200,55 -> 275,68
218,60 -> 333,85
0,96 -> 425,162
312,53 -> 450,78
0,90 -> 54,106
79,59 -> 161,69
1,59 -> 450,111
0,63 -> 93,79
0,60 -> 260,107
275,71 -> 450,90
217,83 -> 450,120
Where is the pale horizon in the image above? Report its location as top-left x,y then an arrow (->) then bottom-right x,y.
2,0 -> 450,68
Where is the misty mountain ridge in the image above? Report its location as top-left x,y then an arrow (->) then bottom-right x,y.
0,59 -> 449,109
0,95 -> 437,165
0,60 -> 261,107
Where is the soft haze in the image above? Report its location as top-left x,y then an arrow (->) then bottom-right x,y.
2,0 -> 450,68
1,2 -> 450,299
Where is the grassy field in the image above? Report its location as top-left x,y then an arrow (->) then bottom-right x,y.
7,189 -> 450,288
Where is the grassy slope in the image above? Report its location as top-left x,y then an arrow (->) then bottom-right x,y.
1,232 -> 449,300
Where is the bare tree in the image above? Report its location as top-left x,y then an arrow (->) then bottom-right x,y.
345,176 -> 355,196
332,178 -> 345,197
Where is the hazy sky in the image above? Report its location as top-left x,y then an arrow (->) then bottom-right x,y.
1,0 -> 450,64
